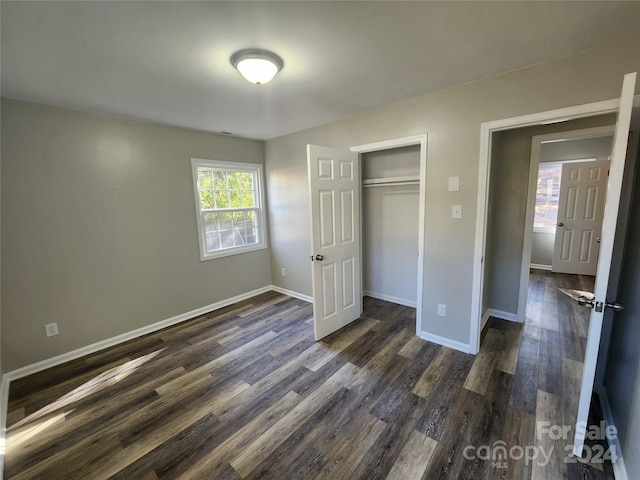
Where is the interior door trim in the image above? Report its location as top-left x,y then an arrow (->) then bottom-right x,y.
471,98 -> 620,355
351,134 -> 427,341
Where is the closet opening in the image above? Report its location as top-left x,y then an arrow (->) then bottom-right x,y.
361,145 -> 420,308
351,133 -> 427,337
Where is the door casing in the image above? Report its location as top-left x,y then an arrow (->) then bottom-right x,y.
472,74 -> 637,458
471,99 -> 620,354
351,134 -> 427,338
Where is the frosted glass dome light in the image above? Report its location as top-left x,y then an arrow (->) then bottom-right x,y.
231,49 -> 284,85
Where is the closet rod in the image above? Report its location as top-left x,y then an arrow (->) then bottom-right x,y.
363,181 -> 419,188
362,175 -> 420,187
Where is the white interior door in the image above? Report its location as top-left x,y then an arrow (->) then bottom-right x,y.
552,159 -> 610,275
307,144 -> 361,341
573,72 -> 636,456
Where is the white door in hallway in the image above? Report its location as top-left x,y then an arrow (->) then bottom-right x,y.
573,72 -> 637,456
307,144 -> 362,340
552,159 -> 610,275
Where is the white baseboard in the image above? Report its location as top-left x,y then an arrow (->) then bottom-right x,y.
486,308 -> 521,323
0,282 -> 422,479
597,386 -> 628,480
481,309 -> 491,331
363,290 -> 416,308
417,330 -> 471,354
4,285 -> 273,383
0,284 -> 300,479
271,285 -> 312,303
530,263 -> 552,271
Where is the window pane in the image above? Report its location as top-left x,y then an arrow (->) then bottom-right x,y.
230,211 -> 243,246
241,172 -> 256,208
213,171 -> 227,190
241,190 -> 255,208
199,189 -> 215,210
214,189 -> 230,209
229,188 -> 243,208
198,171 -> 215,209
202,209 -> 259,253
224,171 -> 256,208
244,210 -> 258,244
198,170 -> 213,189
227,172 -> 242,190
534,164 -> 562,229
193,161 -> 265,259
203,212 -> 220,253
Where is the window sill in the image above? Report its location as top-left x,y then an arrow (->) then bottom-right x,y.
200,243 -> 267,261
533,227 -> 556,234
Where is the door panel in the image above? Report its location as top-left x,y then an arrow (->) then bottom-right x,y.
560,230 -> 572,261
572,72 -> 636,456
552,159 -> 610,275
319,190 -> 335,247
342,257 -> 355,308
341,190 -> 354,243
321,263 -> 337,316
579,232 -> 592,262
308,145 -> 361,340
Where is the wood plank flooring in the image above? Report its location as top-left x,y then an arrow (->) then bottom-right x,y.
5,270 -> 615,479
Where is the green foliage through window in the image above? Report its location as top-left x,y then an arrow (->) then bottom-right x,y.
192,160 -> 265,259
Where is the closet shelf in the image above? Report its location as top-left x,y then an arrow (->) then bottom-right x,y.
362,175 -> 420,187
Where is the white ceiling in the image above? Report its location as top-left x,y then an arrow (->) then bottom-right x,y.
2,1 -> 640,140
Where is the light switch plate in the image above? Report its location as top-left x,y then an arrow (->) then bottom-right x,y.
437,304 -> 447,317
448,176 -> 460,192
452,205 -> 462,219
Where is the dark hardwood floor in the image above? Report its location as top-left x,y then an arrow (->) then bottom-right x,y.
4,270 -> 615,479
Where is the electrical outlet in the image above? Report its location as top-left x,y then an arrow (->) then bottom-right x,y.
452,205 -> 462,219
437,304 -> 447,317
281,267 -> 286,277
45,322 -> 59,337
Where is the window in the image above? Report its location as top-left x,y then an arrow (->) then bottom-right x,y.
534,162 -> 562,232
191,159 -> 266,260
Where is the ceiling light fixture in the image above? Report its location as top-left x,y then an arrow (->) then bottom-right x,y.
230,48 -> 284,85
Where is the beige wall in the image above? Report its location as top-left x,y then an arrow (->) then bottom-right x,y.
1,99 -> 270,371
266,35 -> 640,347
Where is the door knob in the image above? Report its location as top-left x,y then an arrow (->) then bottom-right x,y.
558,222 -> 564,227
315,254 -> 324,261
605,301 -> 624,312
577,296 -> 594,308
577,296 -> 624,313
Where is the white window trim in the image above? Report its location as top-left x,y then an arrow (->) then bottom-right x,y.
533,226 -> 557,234
191,158 -> 267,261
